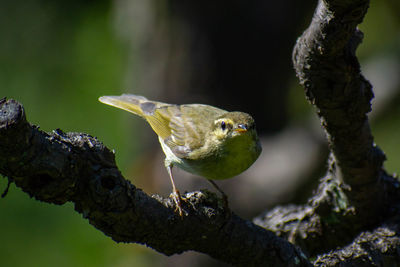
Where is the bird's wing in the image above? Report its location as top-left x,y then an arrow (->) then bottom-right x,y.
99,93 -> 173,140
147,104 -> 226,158
98,94 -> 171,118
98,94 -> 226,159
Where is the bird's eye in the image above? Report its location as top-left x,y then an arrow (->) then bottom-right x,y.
221,121 -> 226,131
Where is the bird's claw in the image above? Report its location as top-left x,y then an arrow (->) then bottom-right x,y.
170,190 -> 187,217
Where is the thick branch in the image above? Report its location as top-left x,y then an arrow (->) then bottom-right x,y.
0,98 -> 310,266
293,0 -> 383,185
314,223 -> 400,266
255,0 -> 399,257
292,0 -> 386,215
292,0 -> 386,223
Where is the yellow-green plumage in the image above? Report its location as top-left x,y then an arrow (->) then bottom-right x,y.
99,94 -> 262,215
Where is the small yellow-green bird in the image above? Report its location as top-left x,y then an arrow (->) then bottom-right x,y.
99,94 -> 262,216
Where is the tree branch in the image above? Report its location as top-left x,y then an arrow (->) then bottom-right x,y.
314,223 -> 400,266
0,97 -> 310,266
255,0 -> 400,257
292,0 -> 385,200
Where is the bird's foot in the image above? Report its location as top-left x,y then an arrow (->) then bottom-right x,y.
170,189 -> 187,217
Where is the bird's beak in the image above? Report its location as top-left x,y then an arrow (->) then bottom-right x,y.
234,124 -> 248,133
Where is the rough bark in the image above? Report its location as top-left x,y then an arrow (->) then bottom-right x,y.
314,224 -> 400,266
255,0 -> 400,264
0,98 -> 309,266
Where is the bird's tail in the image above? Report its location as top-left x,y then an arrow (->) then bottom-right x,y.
98,94 -> 167,117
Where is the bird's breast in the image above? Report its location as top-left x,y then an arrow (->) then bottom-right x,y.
166,133 -> 261,180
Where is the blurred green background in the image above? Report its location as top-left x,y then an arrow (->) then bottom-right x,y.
1,0 -> 399,266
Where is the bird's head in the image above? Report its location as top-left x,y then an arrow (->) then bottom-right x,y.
212,111 -> 257,140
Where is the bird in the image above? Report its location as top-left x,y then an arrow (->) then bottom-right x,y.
99,94 -> 262,216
